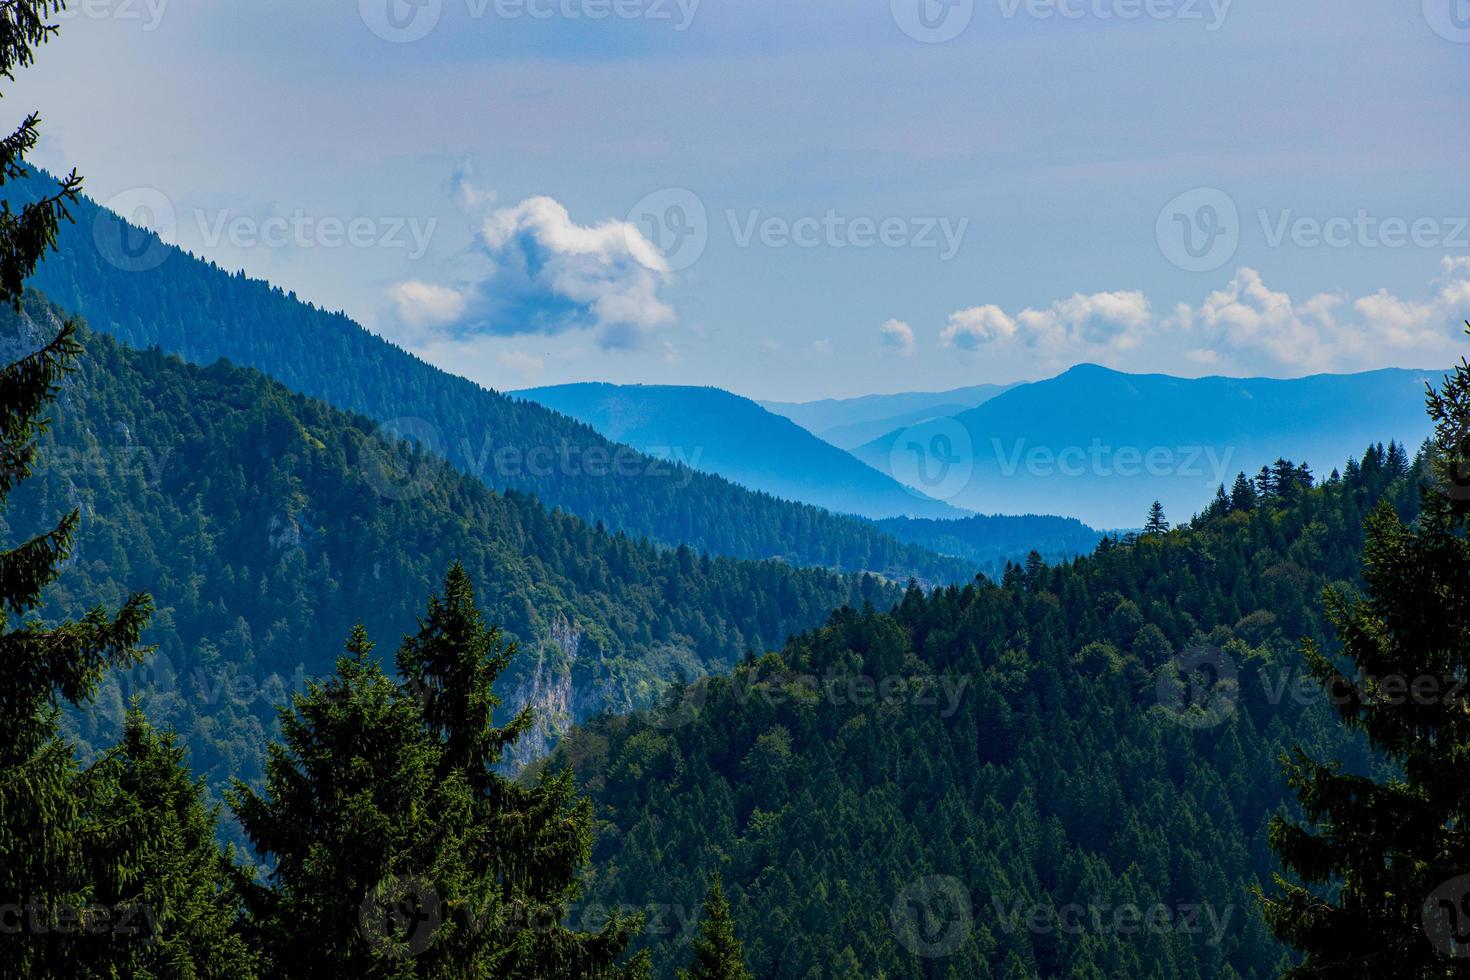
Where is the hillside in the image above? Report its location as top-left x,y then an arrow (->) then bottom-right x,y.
876,512 -> 1103,573
763,382 -> 1017,450
515,382 -> 964,519
855,362 -> 1437,528
6,173 -> 972,584
1,293 -> 896,815
553,443 -> 1417,976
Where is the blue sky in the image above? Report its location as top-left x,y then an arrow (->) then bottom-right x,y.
10,0 -> 1470,399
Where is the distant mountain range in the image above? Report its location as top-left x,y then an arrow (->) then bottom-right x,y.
762,383 -> 1017,449
8,171 -> 973,585
515,383 -> 965,520
852,363 -> 1438,528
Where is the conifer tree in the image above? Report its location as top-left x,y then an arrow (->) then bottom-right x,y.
395,564 -> 648,978
78,710 -> 256,978
1143,500 -> 1169,535
1262,336 -> 1470,975
0,9 -> 153,976
677,874 -> 750,980
1230,471 -> 1257,511
231,624 -> 477,978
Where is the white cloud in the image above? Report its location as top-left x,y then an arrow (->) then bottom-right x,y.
938,259 -> 1470,373
941,305 -> 1017,350
388,279 -> 470,331
880,318 -> 917,356
452,159 -> 498,211
387,194 -> 678,352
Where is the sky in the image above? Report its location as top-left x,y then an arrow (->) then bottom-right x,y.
8,0 -> 1470,400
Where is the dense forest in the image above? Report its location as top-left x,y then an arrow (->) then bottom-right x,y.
4,173 -> 975,585
552,443 -> 1422,977
1,291 -> 894,824
876,513 -> 1105,577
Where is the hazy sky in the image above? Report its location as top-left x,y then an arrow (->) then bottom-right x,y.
10,0 -> 1470,399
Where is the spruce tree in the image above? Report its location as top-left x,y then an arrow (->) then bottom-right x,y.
395,564 -> 648,978
231,624 -> 477,978
0,9 -> 152,976
1143,500 -> 1169,535
1261,340 -> 1470,976
78,710 -> 257,978
677,874 -> 751,980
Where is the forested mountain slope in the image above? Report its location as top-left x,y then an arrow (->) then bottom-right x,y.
8,174 -> 971,583
877,512 -> 1104,574
1,293 -> 894,814
856,362 -> 1435,528
515,382 -> 964,519
554,442 -> 1420,977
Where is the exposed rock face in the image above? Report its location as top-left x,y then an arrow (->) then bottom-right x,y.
508,614 -> 617,764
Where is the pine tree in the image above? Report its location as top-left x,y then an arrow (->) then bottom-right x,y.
77,711 -> 257,978
0,2 -> 84,306
1230,471 -> 1257,512
1261,340 -> 1470,976
231,623 -> 478,978
677,874 -> 751,980
1143,501 -> 1169,535
395,564 -> 649,978
0,9 -> 152,976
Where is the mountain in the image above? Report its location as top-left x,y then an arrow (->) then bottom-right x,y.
514,382 -> 965,520
3,294 -> 894,822
762,382 -> 1017,450
5,173 -> 973,585
854,362 -> 1437,528
552,441 -> 1418,977
877,512 -> 1104,573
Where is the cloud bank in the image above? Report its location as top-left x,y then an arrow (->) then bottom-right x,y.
388,195 -> 677,351
937,258 -> 1470,374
